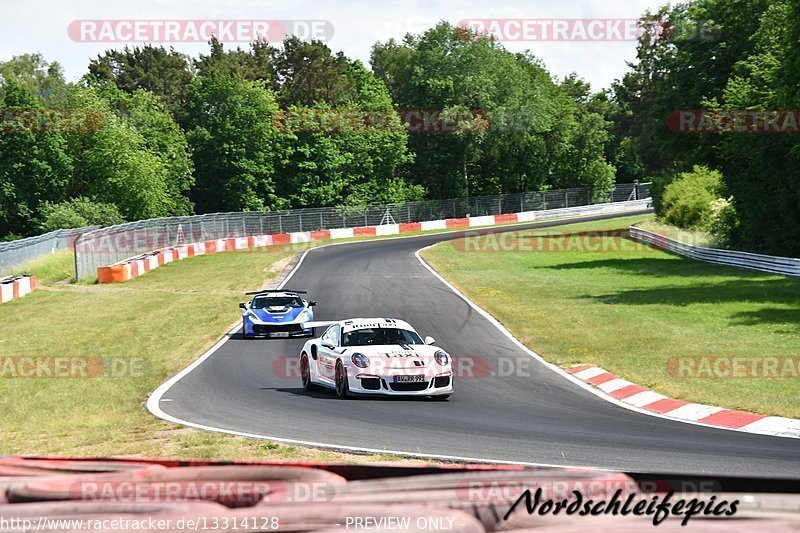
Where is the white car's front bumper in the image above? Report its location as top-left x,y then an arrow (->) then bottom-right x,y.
345,367 -> 453,396
245,313 -> 313,335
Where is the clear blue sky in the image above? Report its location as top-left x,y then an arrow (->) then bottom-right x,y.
1,0 -> 667,90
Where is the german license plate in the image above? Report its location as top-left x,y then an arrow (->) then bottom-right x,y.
270,332 -> 290,338
393,375 -> 424,383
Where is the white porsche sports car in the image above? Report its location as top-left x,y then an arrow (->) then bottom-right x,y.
299,318 -> 453,399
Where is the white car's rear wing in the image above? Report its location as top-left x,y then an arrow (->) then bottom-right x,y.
301,320 -> 339,330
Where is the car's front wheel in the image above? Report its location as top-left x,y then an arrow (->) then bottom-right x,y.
335,360 -> 349,399
241,320 -> 251,340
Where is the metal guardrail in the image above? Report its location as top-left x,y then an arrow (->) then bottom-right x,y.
629,226 -> 800,276
0,226 -> 99,275
99,198 -> 653,284
73,183 -> 651,280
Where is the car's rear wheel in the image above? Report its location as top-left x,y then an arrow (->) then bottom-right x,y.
300,354 -> 318,391
335,360 -> 349,399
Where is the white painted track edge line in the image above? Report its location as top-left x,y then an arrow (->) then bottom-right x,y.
413,245 -> 799,440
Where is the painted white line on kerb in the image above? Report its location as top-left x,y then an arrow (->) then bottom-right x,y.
663,404 -> 724,422
574,367 -> 607,380
624,391 -> 667,408
598,379 -> 634,394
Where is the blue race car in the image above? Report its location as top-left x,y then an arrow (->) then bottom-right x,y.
239,289 -> 316,339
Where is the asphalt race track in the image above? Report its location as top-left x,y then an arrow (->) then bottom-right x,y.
154,211 -> 800,478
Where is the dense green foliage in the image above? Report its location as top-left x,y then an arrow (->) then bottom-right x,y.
658,165 -> 725,230
372,25 -> 615,198
0,80 -> 72,236
67,85 -> 194,220
610,0 -> 800,255
708,196 -> 741,247
1,27 -> 621,239
88,46 -> 194,120
185,73 -> 284,212
38,197 -> 124,232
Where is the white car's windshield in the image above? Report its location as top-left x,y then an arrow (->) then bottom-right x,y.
251,296 -> 304,309
342,327 -> 424,346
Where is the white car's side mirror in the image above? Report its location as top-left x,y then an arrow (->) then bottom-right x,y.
424,336 -> 436,345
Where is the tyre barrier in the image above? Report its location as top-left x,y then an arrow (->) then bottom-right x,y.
1,459 -> 799,532
7,465 -> 346,507
0,460 -> 166,509
0,274 -> 37,304
29,457 -> 525,482
0,458 -> 167,475
95,200 -> 651,283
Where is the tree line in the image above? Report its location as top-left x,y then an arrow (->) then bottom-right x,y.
2,4 -> 797,257
0,23 -> 616,239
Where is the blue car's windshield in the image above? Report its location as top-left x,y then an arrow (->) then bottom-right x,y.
342,327 -> 423,346
251,296 -> 304,309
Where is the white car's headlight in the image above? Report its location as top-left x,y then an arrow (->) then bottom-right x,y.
298,310 -> 311,322
351,353 -> 370,368
434,350 -> 449,366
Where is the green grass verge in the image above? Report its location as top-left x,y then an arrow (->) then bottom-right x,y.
8,249 -> 76,284
1,211 -> 709,459
421,214 -> 800,419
